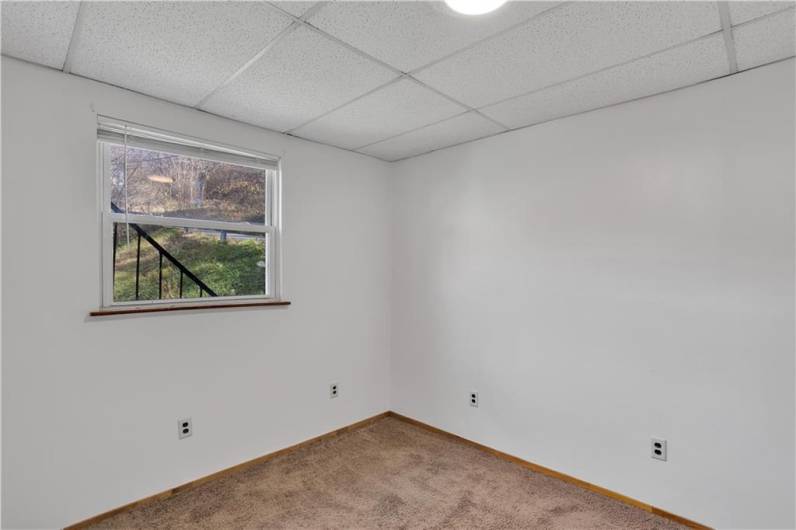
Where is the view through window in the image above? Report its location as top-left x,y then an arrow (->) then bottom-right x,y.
99,120 -> 279,306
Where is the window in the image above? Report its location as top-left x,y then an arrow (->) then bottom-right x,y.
98,118 -> 281,308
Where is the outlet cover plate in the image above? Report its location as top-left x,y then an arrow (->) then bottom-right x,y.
651,438 -> 667,461
179,418 -> 192,439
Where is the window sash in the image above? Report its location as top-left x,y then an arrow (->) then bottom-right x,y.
97,123 -> 281,308
97,116 -> 279,171
106,212 -> 270,233
101,217 -> 275,307
99,140 -> 274,228
103,224 -> 274,307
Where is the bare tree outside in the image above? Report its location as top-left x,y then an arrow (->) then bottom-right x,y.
109,145 -> 268,302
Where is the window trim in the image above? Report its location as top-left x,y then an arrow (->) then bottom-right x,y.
96,117 -> 283,310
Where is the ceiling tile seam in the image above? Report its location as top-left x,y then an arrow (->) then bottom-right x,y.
283,74 -> 407,133
297,18 -> 405,77
284,131 -> 391,161
353,109 -> 475,151
262,8 -> 416,134
717,2 -> 739,73
238,0 -> 756,138
282,19 -> 513,134
190,0 -> 326,110
389,68 -> 747,164
292,1 -> 569,80
1,53 -> 68,74
40,48 -> 791,167
194,21 -> 301,109
265,1 -> 327,24
472,28 -> 726,114
407,1 -> 571,76
387,130 -> 504,163
402,76 -> 475,111
275,1 -> 568,135
306,54 -> 795,164
61,1 -> 85,74
498,71 -> 733,135
468,109 -> 511,130
54,56 -> 391,162
277,2 -> 561,133
74,52 -> 796,165
286,0 -> 628,152
732,4 -> 796,27
403,75 -> 509,129
393,53 -> 796,164
389,15 -> 796,163
40,0 -> 793,166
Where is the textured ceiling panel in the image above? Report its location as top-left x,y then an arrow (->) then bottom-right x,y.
728,1 -> 795,25
2,0 -> 790,163
202,26 -> 397,132
292,78 -> 465,149
0,1 -> 79,69
415,1 -> 721,108
309,1 -> 559,72
481,35 -> 728,130
69,2 -> 292,106
271,1 -> 317,18
734,8 -> 796,70
359,111 -> 504,161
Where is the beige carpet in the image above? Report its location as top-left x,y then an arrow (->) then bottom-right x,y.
92,417 -> 686,529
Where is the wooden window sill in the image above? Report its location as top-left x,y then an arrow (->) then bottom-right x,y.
90,300 -> 291,317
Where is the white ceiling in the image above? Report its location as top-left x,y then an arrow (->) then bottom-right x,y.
2,1 -> 794,162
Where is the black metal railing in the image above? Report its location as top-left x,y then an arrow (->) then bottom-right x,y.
111,203 -> 217,299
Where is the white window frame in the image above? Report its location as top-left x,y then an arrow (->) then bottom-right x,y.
97,117 -> 282,309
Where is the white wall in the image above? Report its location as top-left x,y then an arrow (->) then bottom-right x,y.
390,59 -> 795,529
4,55 -> 795,530
1,57 -> 392,529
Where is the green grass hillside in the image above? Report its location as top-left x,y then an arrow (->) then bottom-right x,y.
113,224 -> 265,302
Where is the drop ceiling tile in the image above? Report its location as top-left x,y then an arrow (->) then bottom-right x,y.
481,34 -> 729,130
271,1 -> 316,18
309,1 -> 559,72
359,111 -> 504,161
728,1 -> 794,25
734,8 -> 796,70
415,1 -> 721,108
292,78 -> 465,149
202,26 -> 397,132
69,2 -> 293,106
0,1 -> 79,69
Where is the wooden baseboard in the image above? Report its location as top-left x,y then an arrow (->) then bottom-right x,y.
64,411 -> 390,529
65,410 -> 709,530
387,411 -> 710,530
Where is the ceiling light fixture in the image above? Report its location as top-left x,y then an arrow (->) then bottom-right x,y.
445,0 -> 507,15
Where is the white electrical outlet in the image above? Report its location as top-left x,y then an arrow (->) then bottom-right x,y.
178,418 -> 192,439
330,383 -> 339,399
651,438 -> 667,461
469,391 -> 478,408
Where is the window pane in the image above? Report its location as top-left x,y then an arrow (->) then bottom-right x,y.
108,144 -> 266,224
112,223 -> 266,302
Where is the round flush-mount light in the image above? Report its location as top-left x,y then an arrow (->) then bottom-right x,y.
445,0 -> 507,15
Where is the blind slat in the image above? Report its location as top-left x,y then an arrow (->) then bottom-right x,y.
97,118 -> 279,171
